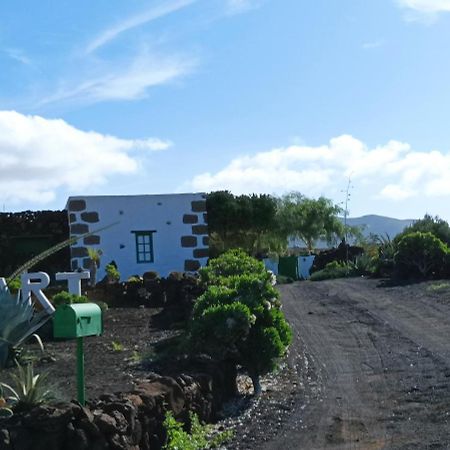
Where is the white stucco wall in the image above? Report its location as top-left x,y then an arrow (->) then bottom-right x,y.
66,193 -> 208,280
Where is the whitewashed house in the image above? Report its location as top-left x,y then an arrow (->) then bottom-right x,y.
66,193 -> 209,280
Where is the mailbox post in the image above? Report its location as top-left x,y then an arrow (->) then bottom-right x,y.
53,303 -> 102,405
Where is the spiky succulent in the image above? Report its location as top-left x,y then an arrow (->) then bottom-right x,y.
0,288 -> 50,368
1,363 -> 53,411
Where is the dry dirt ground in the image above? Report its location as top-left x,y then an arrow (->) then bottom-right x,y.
9,278 -> 450,449
252,278 -> 450,450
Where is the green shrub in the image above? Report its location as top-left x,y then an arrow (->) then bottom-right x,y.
310,261 -> 356,281
105,262 -> 120,283
52,291 -> 89,307
325,261 -> 344,270
191,250 -> 292,394
395,214 -> 450,247
52,291 -> 89,306
127,276 -> 143,284
163,411 -> 233,450
200,249 -> 267,285
394,231 -> 448,278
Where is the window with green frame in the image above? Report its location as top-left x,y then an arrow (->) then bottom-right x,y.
132,231 -> 155,263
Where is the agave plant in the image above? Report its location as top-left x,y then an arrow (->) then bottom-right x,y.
0,288 -> 50,368
0,363 -> 53,412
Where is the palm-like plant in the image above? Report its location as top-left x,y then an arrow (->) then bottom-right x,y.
1,363 -> 53,412
87,247 -> 102,287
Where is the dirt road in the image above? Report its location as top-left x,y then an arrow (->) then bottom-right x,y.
264,278 -> 450,449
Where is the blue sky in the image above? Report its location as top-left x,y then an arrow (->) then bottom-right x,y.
2,0 -> 450,220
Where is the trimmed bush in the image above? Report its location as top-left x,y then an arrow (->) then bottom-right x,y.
191,249 -> 292,395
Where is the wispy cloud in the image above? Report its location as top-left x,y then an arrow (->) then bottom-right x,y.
225,0 -> 262,15
5,0 -> 259,110
38,50 -> 197,106
0,111 -> 171,204
187,135 -> 450,202
2,48 -> 32,65
397,0 -> 450,21
362,39 -> 385,50
85,0 -> 197,54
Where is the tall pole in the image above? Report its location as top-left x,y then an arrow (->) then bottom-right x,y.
343,174 -> 353,267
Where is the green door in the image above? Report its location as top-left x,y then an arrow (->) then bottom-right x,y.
278,256 -> 298,280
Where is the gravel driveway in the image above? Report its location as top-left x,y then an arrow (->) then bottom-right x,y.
235,278 -> 450,449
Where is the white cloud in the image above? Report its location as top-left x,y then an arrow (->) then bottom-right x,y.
188,135 -> 450,201
85,0 -> 197,54
0,111 -> 170,204
397,0 -> 450,20
379,184 -> 415,200
397,0 -> 450,13
39,51 -> 197,106
362,40 -> 385,50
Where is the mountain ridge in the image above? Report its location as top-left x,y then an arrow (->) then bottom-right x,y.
345,214 -> 415,239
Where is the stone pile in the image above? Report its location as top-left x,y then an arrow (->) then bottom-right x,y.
0,361 -> 236,450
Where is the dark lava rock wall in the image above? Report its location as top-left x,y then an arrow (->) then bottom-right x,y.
0,364 -> 236,450
0,210 -> 70,278
311,242 -> 364,273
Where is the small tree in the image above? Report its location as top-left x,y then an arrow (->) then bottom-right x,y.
277,193 -> 343,253
206,191 -> 282,256
394,231 -> 448,278
191,250 -> 292,394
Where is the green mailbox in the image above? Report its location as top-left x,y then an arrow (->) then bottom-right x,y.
53,303 -> 102,339
52,303 -> 103,406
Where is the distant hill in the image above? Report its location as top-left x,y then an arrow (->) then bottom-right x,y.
345,215 -> 415,240
289,214 -> 416,249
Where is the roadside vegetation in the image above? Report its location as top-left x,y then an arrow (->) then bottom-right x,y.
206,190 -> 361,258
163,410 -> 233,450
207,192 -> 450,283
